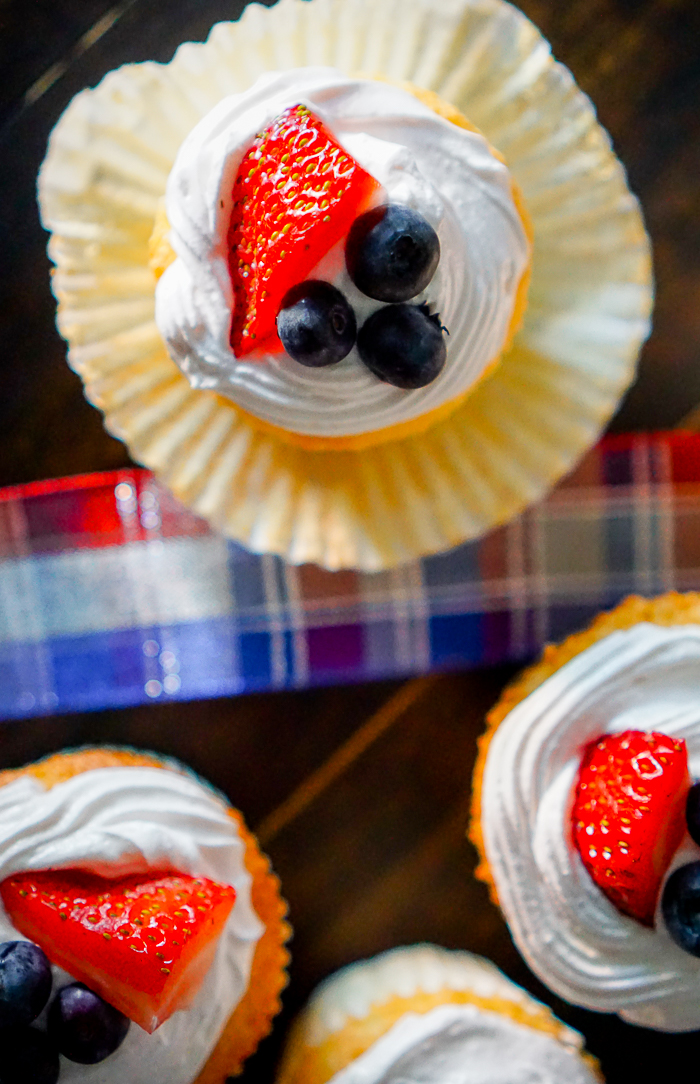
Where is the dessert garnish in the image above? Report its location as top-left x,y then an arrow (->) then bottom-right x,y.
357,302 -> 447,389
228,103 -> 379,357
572,730 -> 688,926
48,982 -> 130,1064
345,203 -> 440,302
1,870 -> 236,1033
662,862 -> 700,957
277,280 -> 357,367
227,102 -> 449,386
0,938 -> 128,1080
661,785 -> 700,957
0,940 -> 52,1028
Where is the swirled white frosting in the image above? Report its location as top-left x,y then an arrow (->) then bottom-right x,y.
300,945 -> 595,1084
329,1004 -> 598,1084
156,68 -> 529,438
0,766 -> 264,1083
481,623 -> 700,1031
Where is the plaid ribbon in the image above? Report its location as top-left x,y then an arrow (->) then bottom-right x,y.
2,432 -> 700,721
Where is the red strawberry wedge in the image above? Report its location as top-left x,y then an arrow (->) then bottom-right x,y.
1,870 -> 236,1032
572,730 -> 689,926
228,103 -> 379,357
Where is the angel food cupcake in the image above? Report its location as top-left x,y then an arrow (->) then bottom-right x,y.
471,593 -> 700,1032
38,0 -> 652,569
275,944 -> 602,1084
151,68 -> 531,445
0,748 -> 289,1083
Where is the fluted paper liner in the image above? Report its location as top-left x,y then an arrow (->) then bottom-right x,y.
39,0 -> 652,571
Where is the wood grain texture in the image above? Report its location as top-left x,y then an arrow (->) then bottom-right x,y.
1,2 -> 700,1081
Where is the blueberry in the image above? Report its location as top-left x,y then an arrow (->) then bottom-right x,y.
686,781 -> 700,847
662,861 -> 700,956
47,983 -> 130,1064
357,304 -> 447,390
346,204 -> 440,303
0,1026 -> 59,1084
277,281 -> 356,367
0,941 -> 52,1029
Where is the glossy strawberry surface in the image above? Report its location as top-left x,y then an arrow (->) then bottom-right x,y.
1,870 -> 236,1033
572,729 -> 689,926
228,103 -> 379,356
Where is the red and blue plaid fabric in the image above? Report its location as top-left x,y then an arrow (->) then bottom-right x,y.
2,431 -> 700,720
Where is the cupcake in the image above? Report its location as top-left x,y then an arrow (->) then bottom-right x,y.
471,592 -> 700,1032
0,747 -> 289,1082
275,944 -> 602,1084
38,0 -> 652,570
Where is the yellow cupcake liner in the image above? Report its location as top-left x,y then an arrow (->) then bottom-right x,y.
39,0 -> 652,570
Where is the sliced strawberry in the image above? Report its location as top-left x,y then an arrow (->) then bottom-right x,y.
228,103 -> 379,357
1,870 -> 235,1033
572,730 -> 689,926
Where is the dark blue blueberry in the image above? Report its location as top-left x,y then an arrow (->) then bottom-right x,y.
277,280 -> 356,367
686,781 -> 700,847
346,204 -> 440,303
357,303 -> 447,390
662,861 -> 700,956
47,983 -> 130,1064
0,941 -> 52,1029
0,1026 -> 59,1084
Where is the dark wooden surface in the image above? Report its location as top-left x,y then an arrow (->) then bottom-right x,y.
1,1 -> 700,1080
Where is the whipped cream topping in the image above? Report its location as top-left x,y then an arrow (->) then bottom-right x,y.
156,68 -> 529,438
0,766 -> 263,1082
481,623 -> 700,1031
328,1004 -> 598,1084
